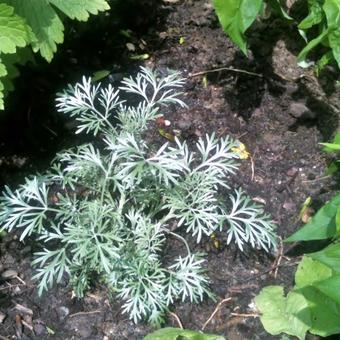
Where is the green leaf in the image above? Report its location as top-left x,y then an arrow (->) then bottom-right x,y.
285,194 -> 340,242
312,274 -> 340,304
0,58 -> 8,110
309,242 -> 340,272
267,0 -> 293,21
48,0 -> 110,21
143,328 -> 226,340
213,0 -> 263,55
297,27 -> 331,67
295,256 -> 333,288
320,142 -> 340,151
255,286 -> 311,340
296,285 -> 340,336
4,0 -> 64,62
3,0 -> 110,62
316,51 -> 334,75
323,0 -> 340,67
0,3 -> 33,54
298,0 -> 324,29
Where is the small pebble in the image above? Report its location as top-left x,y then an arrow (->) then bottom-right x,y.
0,312 -> 6,323
56,306 -> 70,320
1,269 -> 18,279
286,167 -> 298,177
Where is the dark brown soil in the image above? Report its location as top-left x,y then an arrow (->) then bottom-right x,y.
1,0 -> 340,339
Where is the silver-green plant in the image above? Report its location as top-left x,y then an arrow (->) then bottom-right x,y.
0,67 -> 277,324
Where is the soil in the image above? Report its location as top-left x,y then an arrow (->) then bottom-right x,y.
1,0 -> 340,339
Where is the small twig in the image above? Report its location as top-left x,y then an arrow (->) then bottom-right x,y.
169,311 -> 183,329
69,310 -> 102,318
188,67 -> 263,79
250,156 -> 255,182
14,276 -> 26,285
0,283 -> 28,291
302,175 -> 331,183
21,319 -> 34,332
271,237 -> 284,278
230,312 -> 259,318
201,297 -> 232,331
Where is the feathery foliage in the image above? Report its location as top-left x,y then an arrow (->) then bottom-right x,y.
0,67 -> 277,324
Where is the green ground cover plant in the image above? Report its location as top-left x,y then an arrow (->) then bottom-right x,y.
0,0 -> 110,110
213,0 -> 340,72
256,132 -> 340,339
0,67 -> 277,324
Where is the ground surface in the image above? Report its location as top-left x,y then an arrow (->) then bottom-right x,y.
0,0 -> 339,339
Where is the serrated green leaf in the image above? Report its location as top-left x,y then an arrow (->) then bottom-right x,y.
143,327 -> 225,340
0,78 -> 4,110
0,59 -> 7,77
0,3 -> 33,54
296,285 -> 340,336
48,0 -> 110,21
213,0 -> 263,55
4,0 -> 64,62
295,256 -> 333,288
285,194 -> 340,242
309,242 -> 340,272
255,286 -> 311,340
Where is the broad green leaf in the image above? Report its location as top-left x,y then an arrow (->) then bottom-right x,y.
323,0 -> 340,28
296,285 -> 340,336
4,0 -> 64,62
285,194 -> 340,242
295,256 -> 333,288
298,0 -> 324,29
336,204 -> 340,235
143,327 -> 225,340
323,0 -> 340,67
297,28 -> 331,67
48,0 -> 110,22
0,3 -> 33,54
255,286 -> 311,340
213,0 -> 263,55
313,274 -> 340,304
309,242 -> 340,272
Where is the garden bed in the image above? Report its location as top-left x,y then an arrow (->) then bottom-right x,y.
0,0 -> 339,339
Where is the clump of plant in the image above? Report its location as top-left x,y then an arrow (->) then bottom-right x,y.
256,132 -> 340,339
213,0 -> 340,72
0,67 -> 277,324
0,0 -> 110,110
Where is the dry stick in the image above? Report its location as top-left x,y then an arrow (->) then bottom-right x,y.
271,237 -> 284,279
188,67 -> 263,79
169,311 -> 183,329
250,156 -> 255,182
230,312 -> 259,318
69,310 -> 102,318
201,297 -> 232,331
